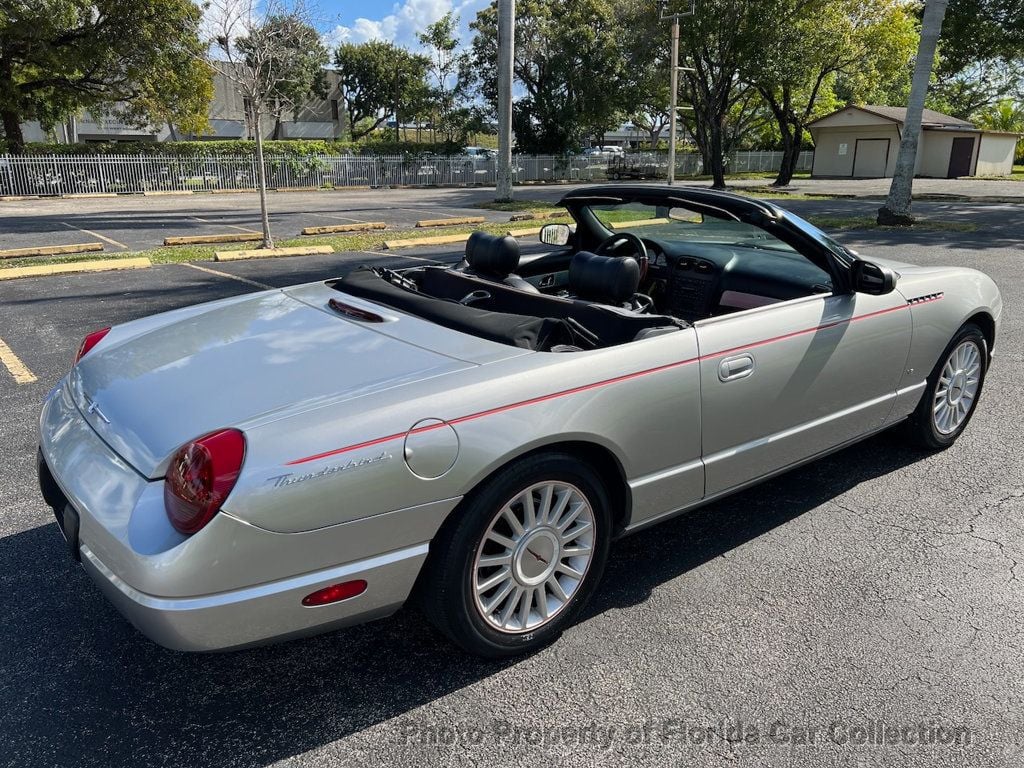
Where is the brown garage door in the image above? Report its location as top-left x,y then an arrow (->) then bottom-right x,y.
852,138 -> 890,178
947,137 -> 975,178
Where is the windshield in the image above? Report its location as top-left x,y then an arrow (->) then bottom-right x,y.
586,201 -> 798,253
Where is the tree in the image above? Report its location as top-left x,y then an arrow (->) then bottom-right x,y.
927,0 -> 1024,119
207,0 -> 328,249
744,0 -> 917,187
669,0 -> 763,188
418,12 -> 472,143
878,0 -> 950,225
0,0 -> 212,153
334,41 -> 429,140
468,0 -> 639,154
242,17 -> 329,140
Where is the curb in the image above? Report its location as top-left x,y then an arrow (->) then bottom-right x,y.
384,233 -> 471,249
215,245 -> 334,262
0,257 -> 151,281
164,233 -> 263,246
416,216 -> 486,228
302,222 -> 387,235
507,227 -> 541,238
508,210 -> 564,222
0,242 -> 104,260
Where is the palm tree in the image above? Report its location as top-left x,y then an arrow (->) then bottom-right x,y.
877,0 -> 950,226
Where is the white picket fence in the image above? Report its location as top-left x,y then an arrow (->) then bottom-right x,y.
0,150 -> 813,197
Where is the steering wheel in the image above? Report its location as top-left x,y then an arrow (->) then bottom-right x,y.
595,232 -> 649,281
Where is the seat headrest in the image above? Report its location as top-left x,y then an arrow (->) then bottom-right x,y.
569,251 -> 641,305
465,232 -> 521,278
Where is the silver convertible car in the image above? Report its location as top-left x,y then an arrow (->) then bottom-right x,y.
38,186 -> 1001,657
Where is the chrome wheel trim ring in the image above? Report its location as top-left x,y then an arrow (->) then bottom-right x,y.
933,339 -> 982,435
471,481 -> 596,634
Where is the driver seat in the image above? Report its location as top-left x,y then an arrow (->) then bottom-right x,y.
459,232 -> 540,293
568,251 -> 642,308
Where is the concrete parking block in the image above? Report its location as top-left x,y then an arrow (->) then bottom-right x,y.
508,227 -> 541,238
509,210 -> 565,222
0,256 -> 150,281
164,233 -> 264,246
214,245 -> 334,261
415,216 -> 486,228
301,222 -> 387,235
384,233 -> 472,249
0,242 -> 104,260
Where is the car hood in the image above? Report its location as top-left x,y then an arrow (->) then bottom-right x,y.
70,285 -> 515,478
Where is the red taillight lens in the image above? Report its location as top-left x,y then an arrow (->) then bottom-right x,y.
75,327 -> 111,364
301,580 -> 367,607
164,429 -> 246,535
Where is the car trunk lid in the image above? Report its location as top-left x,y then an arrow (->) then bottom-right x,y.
71,287 -> 503,478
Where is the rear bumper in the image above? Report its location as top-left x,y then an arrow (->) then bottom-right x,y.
79,537 -> 428,652
38,378 -> 455,652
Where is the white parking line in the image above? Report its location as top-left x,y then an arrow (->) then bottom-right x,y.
309,212 -> 369,223
354,250 -> 444,264
189,216 -> 263,235
181,262 -> 273,290
60,222 -> 128,250
0,337 -> 38,384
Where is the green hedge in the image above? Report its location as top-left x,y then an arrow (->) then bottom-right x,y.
8,137 -> 470,157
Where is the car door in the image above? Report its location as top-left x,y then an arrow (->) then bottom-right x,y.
696,284 -> 910,497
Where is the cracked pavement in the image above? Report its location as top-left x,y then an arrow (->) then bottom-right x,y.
0,196 -> 1021,768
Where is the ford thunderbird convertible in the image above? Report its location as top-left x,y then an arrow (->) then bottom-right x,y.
38,186 -> 1002,657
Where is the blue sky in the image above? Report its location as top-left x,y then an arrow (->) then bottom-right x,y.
322,0 -> 492,50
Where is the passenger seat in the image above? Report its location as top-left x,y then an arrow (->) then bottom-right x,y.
459,232 -> 540,293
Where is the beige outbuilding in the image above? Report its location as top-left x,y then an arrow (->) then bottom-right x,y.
808,105 -> 1019,179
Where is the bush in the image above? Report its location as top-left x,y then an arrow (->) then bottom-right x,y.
7,137 -> 472,157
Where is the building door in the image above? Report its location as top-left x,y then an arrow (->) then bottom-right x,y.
852,138 -> 890,177
947,137 -> 976,178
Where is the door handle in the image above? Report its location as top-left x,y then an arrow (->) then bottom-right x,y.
718,354 -> 754,382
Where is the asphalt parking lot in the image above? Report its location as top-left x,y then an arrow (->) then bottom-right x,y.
1,195 -> 1023,767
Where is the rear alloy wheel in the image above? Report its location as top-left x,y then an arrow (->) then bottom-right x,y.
472,481 -> 596,633
904,323 -> 987,449
420,453 -> 611,657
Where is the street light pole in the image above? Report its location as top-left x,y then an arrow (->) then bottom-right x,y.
658,0 -> 695,185
495,0 -> 515,202
668,16 -> 679,185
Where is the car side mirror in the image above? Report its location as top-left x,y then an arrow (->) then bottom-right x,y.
539,223 -> 571,247
851,259 -> 896,295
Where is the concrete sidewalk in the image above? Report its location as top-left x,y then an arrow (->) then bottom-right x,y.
717,175 -> 1024,201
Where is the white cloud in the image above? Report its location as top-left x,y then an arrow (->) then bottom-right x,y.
323,0 -> 490,50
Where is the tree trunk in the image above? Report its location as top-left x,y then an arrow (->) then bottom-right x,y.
253,114 -> 274,249
878,0 -> 949,225
1,109 -> 24,153
773,124 -> 802,187
708,117 -> 727,189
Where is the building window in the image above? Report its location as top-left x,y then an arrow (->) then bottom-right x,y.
331,99 -> 340,121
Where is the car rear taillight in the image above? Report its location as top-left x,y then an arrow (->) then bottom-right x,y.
75,327 -> 111,364
164,429 -> 246,535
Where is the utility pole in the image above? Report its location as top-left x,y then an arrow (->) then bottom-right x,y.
658,0 -> 695,185
495,0 -> 515,201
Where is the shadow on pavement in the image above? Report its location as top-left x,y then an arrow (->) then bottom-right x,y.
0,432 -> 926,767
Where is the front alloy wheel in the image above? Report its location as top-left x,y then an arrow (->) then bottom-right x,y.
905,322 -> 987,449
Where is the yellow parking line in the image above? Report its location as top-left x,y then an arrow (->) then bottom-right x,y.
0,337 -> 37,384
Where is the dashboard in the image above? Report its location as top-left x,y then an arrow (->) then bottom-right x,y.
640,237 -> 833,322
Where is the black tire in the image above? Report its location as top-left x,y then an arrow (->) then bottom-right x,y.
903,322 -> 987,450
418,452 -> 612,658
